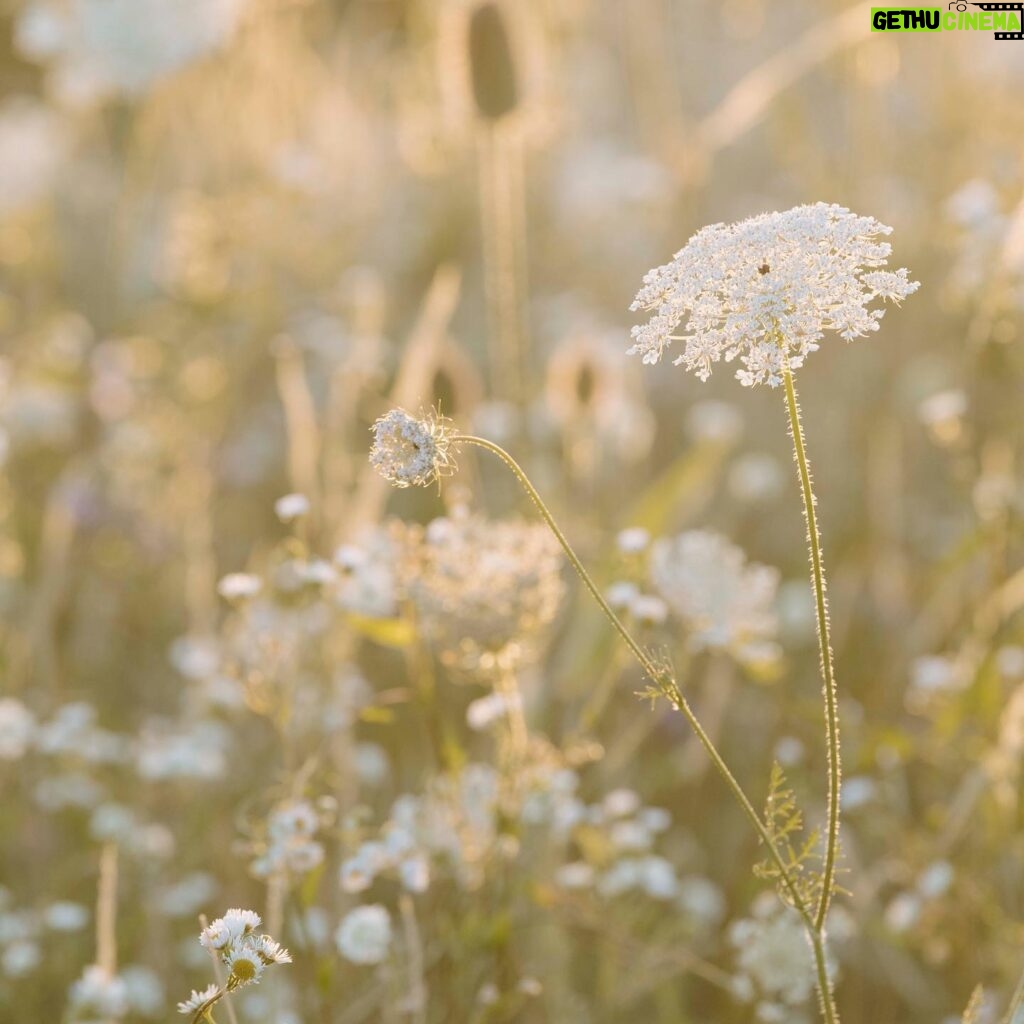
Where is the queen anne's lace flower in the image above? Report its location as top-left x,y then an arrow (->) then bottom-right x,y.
729,894 -> 827,1021
628,203 -> 918,387
369,408 -> 455,488
650,531 -> 780,667
394,511 -> 565,673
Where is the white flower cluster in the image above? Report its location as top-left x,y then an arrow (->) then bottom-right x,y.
0,98 -> 65,215
628,203 -> 918,387
333,531 -> 399,619
729,894 -> 823,1022
339,755 -> 585,898
336,905 -> 392,965
250,800 -> 325,879
179,909 -> 290,1017
135,720 -> 228,781
0,698 -> 35,761
3,690 -> 220,793
68,963 -> 163,1021
558,789 -> 674,897
337,761 -> 726,936
0,888 -> 89,982
396,511 -> 565,673
369,408 -> 455,488
650,530 -> 780,667
35,701 -> 129,764
549,788 -> 726,928
15,0 -> 247,102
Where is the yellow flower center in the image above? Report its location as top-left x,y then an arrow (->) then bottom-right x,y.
232,957 -> 257,982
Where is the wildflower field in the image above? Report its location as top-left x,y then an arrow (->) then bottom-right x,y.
1,2 -> 1023,1022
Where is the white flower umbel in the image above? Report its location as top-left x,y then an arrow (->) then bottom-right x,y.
395,511 -> 565,674
369,408 -> 455,488
628,202 -> 918,386
628,204 -> 917,1024
650,530 -> 780,668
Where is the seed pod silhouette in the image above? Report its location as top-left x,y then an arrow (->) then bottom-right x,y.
468,2 -> 519,121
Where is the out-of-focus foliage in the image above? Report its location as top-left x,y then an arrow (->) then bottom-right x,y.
0,0 -> 1022,1022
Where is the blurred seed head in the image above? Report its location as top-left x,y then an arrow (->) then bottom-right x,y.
438,0 -> 549,140
369,408 -> 456,489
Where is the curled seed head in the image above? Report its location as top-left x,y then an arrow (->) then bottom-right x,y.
369,408 -> 456,489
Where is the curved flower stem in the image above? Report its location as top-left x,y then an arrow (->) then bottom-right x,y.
453,435 -> 825,929
782,369 -> 841,931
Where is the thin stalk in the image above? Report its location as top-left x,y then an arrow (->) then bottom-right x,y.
399,895 -> 427,1024
454,434 -> 812,920
810,929 -> 838,1024
1001,963 -> 1024,1024
199,914 -> 238,1024
96,843 -> 118,977
495,666 -> 529,755
782,368 -> 841,930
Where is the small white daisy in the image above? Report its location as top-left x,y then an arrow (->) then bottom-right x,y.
274,492 -> 311,522
177,983 -> 221,1016
226,946 -> 264,986
199,918 -> 232,952
223,908 -> 261,939
251,934 -> 293,965
216,573 -> 262,601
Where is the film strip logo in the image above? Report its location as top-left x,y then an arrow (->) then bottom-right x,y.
970,1 -> 1024,38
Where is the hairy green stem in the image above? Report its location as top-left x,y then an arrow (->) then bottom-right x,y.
455,432 -> 839,1023
454,435 -> 822,923
810,930 -> 838,1024
782,368 -> 841,931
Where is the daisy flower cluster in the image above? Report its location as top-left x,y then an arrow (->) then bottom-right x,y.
177,909 -> 290,1019
628,202 -> 919,386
